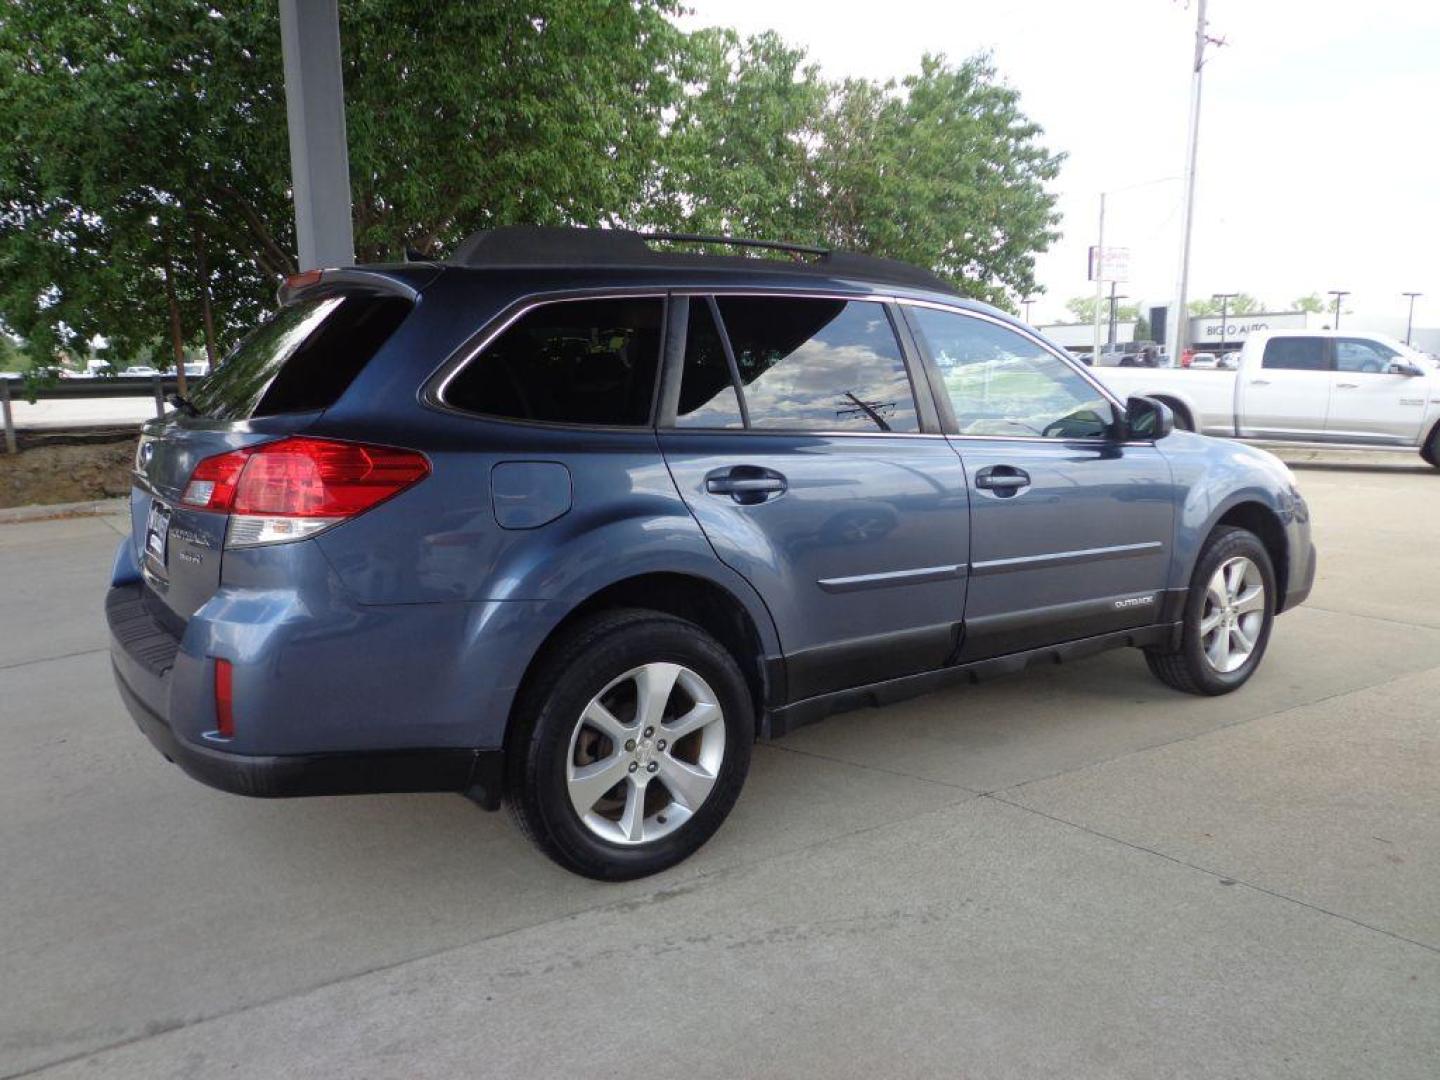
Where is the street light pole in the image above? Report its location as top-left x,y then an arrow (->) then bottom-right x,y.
1108,287 -> 1128,347
1023,297 -> 1037,324
1212,292 -> 1238,356
1092,193 -> 1106,365
1403,292 -> 1422,345
1328,290 -> 1349,330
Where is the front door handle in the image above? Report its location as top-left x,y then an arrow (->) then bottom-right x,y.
705,466 -> 787,505
1336,382 -> 1359,389
974,466 -> 1031,496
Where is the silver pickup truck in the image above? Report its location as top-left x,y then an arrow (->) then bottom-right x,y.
1094,330 -> 1440,466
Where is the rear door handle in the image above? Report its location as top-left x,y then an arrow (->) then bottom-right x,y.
974,466 -> 1031,495
1336,382 -> 1358,389
1250,379 -> 1271,386
704,467 -> 787,504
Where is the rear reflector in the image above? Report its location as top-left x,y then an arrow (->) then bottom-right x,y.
181,437 -> 429,546
214,658 -> 235,739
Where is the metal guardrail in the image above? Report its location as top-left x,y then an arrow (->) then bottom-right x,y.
2,375 -> 183,453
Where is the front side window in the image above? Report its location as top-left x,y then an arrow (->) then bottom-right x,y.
1335,338 -> 1398,373
444,297 -> 663,425
714,297 -> 918,432
908,307 -> 1114,439
1262,337 -> 1328,372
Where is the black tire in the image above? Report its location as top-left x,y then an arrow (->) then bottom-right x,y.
1145,526 -> 1276,695
1421,424 -> 1440,468
506,608 -> 753,881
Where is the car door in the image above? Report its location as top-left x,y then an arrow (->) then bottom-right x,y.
1325,337 -> 1427,444
902,303 -> 1175,660
1237,336 -> 1333,440
658,293 -> 971,702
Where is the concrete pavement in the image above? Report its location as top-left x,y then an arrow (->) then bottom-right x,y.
1,456 -> 1437,1078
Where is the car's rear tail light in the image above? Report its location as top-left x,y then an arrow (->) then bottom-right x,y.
214,658 -> 235,739
181,437 -> 429,547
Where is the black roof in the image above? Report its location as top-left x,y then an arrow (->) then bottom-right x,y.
448,226 -> 957,294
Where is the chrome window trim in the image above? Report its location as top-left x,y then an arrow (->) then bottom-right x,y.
895,297 -> 1134,444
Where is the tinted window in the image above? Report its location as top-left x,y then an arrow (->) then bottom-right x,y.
1262,337 -> 1329,372
190,295 -> 411,420
715,297 -> 917,432
676,300 -> 743,428
1335,338 -> 1398,373
446,298 -> 662,425
909,307 -> 1114,438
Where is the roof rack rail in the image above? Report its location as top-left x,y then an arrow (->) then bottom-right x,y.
447,226 -> 956,294
643,232 -> 830,258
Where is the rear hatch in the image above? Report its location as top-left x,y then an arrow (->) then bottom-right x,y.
131,281 -> 418,622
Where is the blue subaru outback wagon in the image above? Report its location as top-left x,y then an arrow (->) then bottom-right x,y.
109,227 -> 1315,879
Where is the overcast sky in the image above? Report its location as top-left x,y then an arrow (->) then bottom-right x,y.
683,0 -> 1438,325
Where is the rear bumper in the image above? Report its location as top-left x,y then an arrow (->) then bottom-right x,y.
113,660 -> 502,803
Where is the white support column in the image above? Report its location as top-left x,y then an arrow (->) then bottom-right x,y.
279,0 -> 354,271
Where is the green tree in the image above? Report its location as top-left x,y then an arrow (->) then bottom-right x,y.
0,8 -> 1062,363
1063,295 -> 1139,323
1291,292 -> 1326,313
0,0 -> 687,381
811,55 -> 1063,306
644,29 -> 825,242
1189,293 -> 1264,318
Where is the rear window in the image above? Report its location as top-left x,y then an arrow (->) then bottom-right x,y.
1262,337 -> 1329,372
443,297 -> 663,426
714,297 -> 918,432
189,295 -> 412,420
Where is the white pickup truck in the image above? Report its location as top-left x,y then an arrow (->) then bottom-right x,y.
1094,330 -> 1440,466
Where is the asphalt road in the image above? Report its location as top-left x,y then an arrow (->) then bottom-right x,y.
2,451 -> 1437,1079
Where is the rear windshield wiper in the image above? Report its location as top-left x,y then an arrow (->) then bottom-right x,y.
167,392 -> 199,416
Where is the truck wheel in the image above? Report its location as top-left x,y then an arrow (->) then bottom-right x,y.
1421,424 -> 1440,468
506,609 -> 753,880
1145,526 -> 1275,695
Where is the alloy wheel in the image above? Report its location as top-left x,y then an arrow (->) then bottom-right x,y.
565,662 -> 726,845
1200,555 -> 1266,674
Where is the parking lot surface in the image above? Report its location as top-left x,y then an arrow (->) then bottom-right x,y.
2,451 -> 1437,1079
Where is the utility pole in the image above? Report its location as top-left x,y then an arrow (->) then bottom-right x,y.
1023,297 -> 1037,324
1092,193 -> 1106,366
1108,286 -> 1128,347
1212,292 -> 1238,355
1328,290 -> 1349,330
1169,0 -> 1220,359
1403,292 -> 1422,345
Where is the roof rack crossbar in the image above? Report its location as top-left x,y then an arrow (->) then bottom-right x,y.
642,232 -> 830,258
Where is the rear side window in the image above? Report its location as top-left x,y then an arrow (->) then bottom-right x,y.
676,300 -> 744,428
714,297 -> 918,432
190,295 -> 412,420
445,297 -> 663,426
1262,337 -> 1329,371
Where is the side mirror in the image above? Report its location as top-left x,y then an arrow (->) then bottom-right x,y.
1124,395 -> 1174,440
1389,360 -> 1424,376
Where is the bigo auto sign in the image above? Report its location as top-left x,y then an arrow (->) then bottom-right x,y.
1191,311 -> 1310,344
